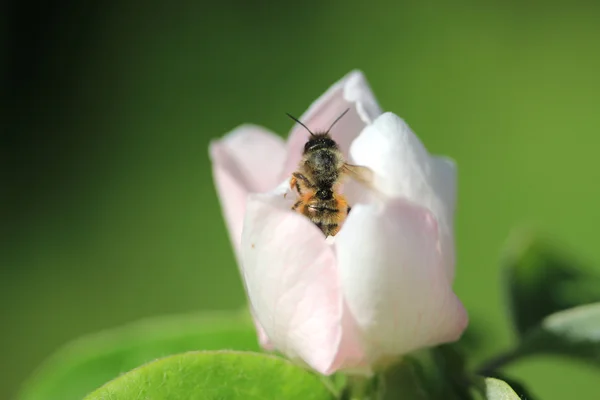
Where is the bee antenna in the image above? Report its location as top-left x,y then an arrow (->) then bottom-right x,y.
326,108 -> 350,133
286,113 -> 316,137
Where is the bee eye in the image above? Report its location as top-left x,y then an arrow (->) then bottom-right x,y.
303,142 -> 312,153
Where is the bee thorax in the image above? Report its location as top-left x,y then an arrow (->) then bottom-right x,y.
312,149 -> 335,166
306,150 -> 340,185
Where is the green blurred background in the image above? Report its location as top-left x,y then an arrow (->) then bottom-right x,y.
4,0 -> 600,398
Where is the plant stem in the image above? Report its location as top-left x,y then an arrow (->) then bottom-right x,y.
346,376 -> 369,400
344,375 -> 382,400
320,375 -> 341,397
475,349 -> 521,376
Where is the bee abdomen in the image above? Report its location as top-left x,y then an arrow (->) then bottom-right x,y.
315,222 -> 340,237
309,205 -> 338,212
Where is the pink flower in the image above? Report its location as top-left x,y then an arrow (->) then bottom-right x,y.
209,71 -> 468,375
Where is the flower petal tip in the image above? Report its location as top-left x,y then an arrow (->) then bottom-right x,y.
342,71 -> 381,124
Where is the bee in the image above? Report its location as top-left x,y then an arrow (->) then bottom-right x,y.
286,108 -> 372,237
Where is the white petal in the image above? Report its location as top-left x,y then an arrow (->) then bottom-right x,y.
240,193 -> 365,374
336,198 -> 468,362
210,126 -> 286,350
210,124 -> 286,193
350,113 -> 457,280
431,156 -> 457,227
280,70 -> 382,179
209,125 -> 286,255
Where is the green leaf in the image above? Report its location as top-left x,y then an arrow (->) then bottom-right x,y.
518,302 -> 600,365
502,230 -> 600,337
84,351 -> 334,400
472,377 -> 522,399
484,373 -> 538,400
17,311 -> 260,400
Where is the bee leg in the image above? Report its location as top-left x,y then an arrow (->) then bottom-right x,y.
347,205 -> 352,215
292,172 -> 313,194
292,200 -> 303,211
289,176 -> 299,194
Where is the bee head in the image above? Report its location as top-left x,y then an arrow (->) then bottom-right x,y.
303,134 -> 338,154
286,108 -> 350,153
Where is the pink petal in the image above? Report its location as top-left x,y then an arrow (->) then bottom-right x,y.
209,125 -> 286,256
252,312 -> 275,350
240,193 -> 365,374
210,126 -> 286,350
336,198 -> 468,362
350,113 -> 457,281
280,70 -> 382,179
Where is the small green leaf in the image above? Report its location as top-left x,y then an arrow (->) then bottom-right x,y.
17,311 -> 260,400
484,373 -> 538,400
518,302 -> 600,365
502,230 -> 600,337
473,377 -> 522,399
85,351 -> 334,400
